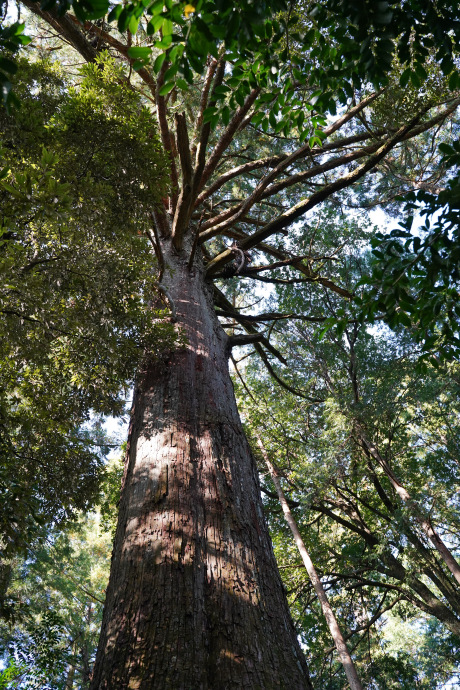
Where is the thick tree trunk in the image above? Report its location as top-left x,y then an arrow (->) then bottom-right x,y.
90,245 -> 311,689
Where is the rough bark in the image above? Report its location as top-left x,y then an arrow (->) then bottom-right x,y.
90,244 -> 312,689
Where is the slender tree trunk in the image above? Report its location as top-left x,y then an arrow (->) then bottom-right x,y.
359,432 -> 460,585
256,437 -> 364,690
0,562 -> 12,616
81,606 -> 92,688
65,662 -> 75,690
90,245 -> 312,689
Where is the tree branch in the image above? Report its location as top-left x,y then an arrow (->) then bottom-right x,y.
197,86 -> 261,194
205,107 -> 433,277
156,59 -> 178,211
192,57 -> 219,157
216,310 -> 327,323
171,112 -> 193,250
193,57 -> 226,194
66,16 -> 157,95
21,1 -> 98,62
213,286 -> 287,364
228,333 -> 264,348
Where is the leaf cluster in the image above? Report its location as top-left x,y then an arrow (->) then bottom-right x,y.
0,56 -> 174,572
357,149 -> 460,362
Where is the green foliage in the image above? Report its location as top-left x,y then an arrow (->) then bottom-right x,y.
232,216 -> 460,686
357,153 -> 460,362
0,512 -> 112,689
0,56 -> 174,572
0,658 -> 27,688
0,11 -> 31,111
99,451 -> 124,536
5,0 -> 460,150
311,0 -> 460,88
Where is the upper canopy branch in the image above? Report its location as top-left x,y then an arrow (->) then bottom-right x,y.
22,0 -> 99,62
192,57 -> 219,158
196,87 -> 261,194
171,112 -> 194,249
207,92 -> 382,231
199,92 -> 460,249
195,130 -> 381,210
204,102 -> 446,277
193,56 -> 226,198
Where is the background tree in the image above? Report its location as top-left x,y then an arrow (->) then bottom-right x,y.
0,460 -> 121,689
0,55 -> 175,618
235,214 -> 460,685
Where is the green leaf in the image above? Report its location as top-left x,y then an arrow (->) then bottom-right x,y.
153,52 -> 167,73
128,15 -> 139,34
158,81 -> 175,96
108,4 -> 122,22
0,57 -> 18,75
176,78 -> 188,91
399,68 -> 411,88
127,46 -> 152,60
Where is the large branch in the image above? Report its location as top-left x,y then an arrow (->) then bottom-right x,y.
204,107 -> 434,277
197,133 -> 381,235
197,147 -> 374,240
199,97 -> 460,240
156,59 -> 178,214
171,112 -> 194,249
22,0 -> 98,62
222,92 -> 383,228
192,57 -> 219,158
195,92 -> 383,210
207,228 -> 352,299
196,87 -> 261,194
192,58 -> 226,195
213,290 -> 321,399
213,286 -> 287,364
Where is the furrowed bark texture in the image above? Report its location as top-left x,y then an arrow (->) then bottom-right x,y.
91,246 -> 311,689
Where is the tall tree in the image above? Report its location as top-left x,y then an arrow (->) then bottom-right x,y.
3,2 -> 460,686
235,224 -> 460,684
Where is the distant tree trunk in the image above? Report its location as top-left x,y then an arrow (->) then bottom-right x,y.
90,245 -> 311,689
64,662 -> 75,690
0,562 -> 12,617
81,606 -> 93,688
256,437 -> 364,690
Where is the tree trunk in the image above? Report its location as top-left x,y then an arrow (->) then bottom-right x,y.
256,437 -> 363,690
64,663 -> 75,690
359,432 -> 460,585
90,245 -> 312,689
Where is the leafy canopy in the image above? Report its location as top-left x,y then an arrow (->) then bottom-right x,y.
0,55 -> 174,566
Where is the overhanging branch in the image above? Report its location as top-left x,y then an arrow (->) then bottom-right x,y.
205,107 -> 433,277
